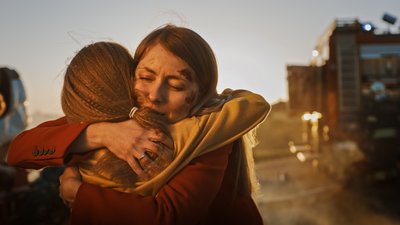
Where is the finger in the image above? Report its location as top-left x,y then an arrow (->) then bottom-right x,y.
131,141 -> 161,162
126,157 -> 148,179
131,145 -> 155,161
161,148 -> 175,162
63,166 -> 77,177
61,166 -> 82,183
156,146 -> 174,162
145,150 -> 158,161
160,135 -> 174,150
144,137 -> 163,147
148,130 -> 174,150
70,165 -> 80,176
147,129 -> 164,140
64,166 -> 73,173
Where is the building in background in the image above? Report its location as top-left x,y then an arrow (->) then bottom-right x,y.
287,65 -> 321,116
287,17 -> 400,137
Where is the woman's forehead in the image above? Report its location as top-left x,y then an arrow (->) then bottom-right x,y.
137,44 -> 194,78
140,45 -> 181,63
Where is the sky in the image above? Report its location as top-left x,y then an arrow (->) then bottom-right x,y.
1,0 -> 400,115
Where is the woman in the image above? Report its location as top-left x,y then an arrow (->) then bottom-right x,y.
9,25 -> 269,224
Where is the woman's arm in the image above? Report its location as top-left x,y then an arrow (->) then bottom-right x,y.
63,144 -> 232,225
132,90 -> 270,195
170,89 -> 270,155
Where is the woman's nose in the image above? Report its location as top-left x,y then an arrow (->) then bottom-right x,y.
148,83 -> 166,104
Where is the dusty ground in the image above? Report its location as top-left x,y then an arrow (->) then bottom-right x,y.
254,155 -> 400,225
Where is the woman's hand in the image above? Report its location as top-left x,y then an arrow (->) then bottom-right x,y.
85,119 -> 174,179
59,166 -> 82,208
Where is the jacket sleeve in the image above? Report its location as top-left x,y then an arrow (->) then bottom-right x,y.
133,89 -> 270,195
7,117 -> 89,169
170,90 -> 270,156
71,144 -> 233,225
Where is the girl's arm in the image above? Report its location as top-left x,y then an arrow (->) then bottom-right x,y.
7,117 -> 89,169
7,117 -> 172,176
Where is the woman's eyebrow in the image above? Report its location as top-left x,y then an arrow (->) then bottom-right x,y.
178,68 -> 193,81
138,66 -> 193,81
137,66 -> 156,74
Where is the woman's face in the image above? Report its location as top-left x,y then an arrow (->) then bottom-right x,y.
134,44 -> 199,123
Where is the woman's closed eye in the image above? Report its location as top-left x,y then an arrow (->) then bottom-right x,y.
168,81 -> 186,91
137,75 -> 154,82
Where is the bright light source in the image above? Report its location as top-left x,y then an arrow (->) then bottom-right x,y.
290,145 -> 297,153
302,112 -> 312,121
310,111 -> 322,122
296,152 -> 306,162
361,22 -> 375,32
312,50 -> 319,57
363,24 -> 372,31
302,111 -> 322,122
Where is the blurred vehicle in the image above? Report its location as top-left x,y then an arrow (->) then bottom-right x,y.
0,67 -> 28,162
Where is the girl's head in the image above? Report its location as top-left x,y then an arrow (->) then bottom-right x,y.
61,41 -> 168,133
133,24 -> 219,123
62,41 -> 135,123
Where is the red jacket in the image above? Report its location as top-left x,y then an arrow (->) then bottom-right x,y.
7,117 -> 90,169
8,118 -> 264,225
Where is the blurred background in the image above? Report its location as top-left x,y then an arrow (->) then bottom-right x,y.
1,1 -> 400,224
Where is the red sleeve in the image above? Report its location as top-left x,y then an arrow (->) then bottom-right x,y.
7,117 -> 89,169
71,144 -> 233,225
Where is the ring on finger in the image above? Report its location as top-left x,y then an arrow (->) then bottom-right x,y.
138,154 -> 146,160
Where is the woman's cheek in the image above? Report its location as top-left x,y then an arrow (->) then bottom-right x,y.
169,98 -> 192,122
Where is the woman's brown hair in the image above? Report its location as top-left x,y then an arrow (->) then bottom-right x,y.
133,24 -> 219,115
